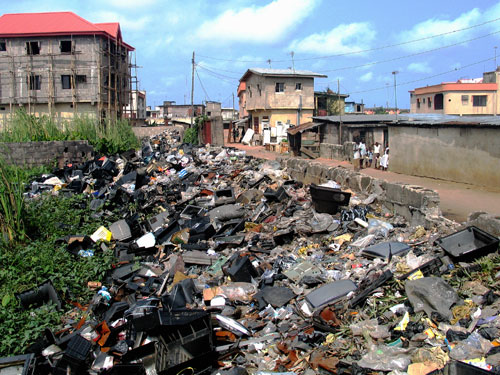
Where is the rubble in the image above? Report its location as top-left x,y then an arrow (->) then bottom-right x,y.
3,128 -> 500,374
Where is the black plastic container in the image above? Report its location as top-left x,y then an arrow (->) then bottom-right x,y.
155,310 -> 214,375
16,280 -> 61,311
435,226 -> 499,262
0,353 -> 35,375
309,184 -> 351,214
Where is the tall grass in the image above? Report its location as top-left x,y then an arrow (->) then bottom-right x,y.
0,110 -> 139,154
0,158 -> 25,243
0,158 -> 48,244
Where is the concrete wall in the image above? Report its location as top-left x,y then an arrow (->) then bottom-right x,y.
279,157 -> 442,228
245,74 -> 315,111
0,34 -> 130,119
132,125 -> 173,139
0,140 -> 94,168
410,90 -> 497,115
389,125 -> 500,188
319,143 -> 348,160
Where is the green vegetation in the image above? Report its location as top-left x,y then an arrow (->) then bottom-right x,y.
0,158 -> 50,243
0,109 -> 139,154
0,192 -> 115,356
183,115 -> 208,145
0,160 -> 117,356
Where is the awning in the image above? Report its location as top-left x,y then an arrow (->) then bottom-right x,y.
287,122 -> 321,135
234,117 -> 249,126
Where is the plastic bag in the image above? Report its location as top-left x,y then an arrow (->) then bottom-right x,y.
351,234 -> 376,248
358,346 -> 412,371
367,218 -> 393,237
449,332 -> 493,361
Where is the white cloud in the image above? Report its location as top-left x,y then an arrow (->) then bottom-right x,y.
359,72 -> 373,82
407,62 -> 432,73
289,22 -> 376,55
195,0 -> 319,44
397,8 -> 482,52
92,11 -> 151,32
107,0 -> 158,8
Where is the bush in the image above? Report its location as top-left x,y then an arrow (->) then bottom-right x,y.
0,158 -> 50,243
0,110 -> 140,155
0,193 -> 115,356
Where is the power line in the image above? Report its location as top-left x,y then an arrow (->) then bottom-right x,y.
317,29 -> 500,73
195,29 -> 500,84
196,64 -> 240,83
196,16 -> 500,63
195,68 -> 211,101
345,56 -> 495,95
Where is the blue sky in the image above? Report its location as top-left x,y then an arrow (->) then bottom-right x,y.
4,0 -> 500,109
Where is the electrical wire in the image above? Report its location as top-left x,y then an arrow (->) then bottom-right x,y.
196,29 -> 500,80
196,64 -> 240,83
317,29 -> 500,73
344,56 -> 495,95
196,16 -> 500,63
195,68 -> 211,101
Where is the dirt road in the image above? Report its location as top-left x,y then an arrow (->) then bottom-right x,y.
227,143 -> 500,222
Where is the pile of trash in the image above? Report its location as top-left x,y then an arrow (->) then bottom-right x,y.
4,128 -> 500,375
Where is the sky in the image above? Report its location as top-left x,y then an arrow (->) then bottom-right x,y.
3,0 -> 500,109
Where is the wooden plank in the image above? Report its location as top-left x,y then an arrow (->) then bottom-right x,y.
300,146 -> 319,159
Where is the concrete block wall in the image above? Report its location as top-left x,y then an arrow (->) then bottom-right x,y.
319,143 -> 345,160
0,141 -> 94,168
279,157 -> 442,227
132,126 -> 172,139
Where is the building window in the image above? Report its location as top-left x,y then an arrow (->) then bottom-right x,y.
0,42 -> 6,52
434,93 -> 443,110
257,84 -> 261,96
473,95 -> 487,107
76,75 -> 87,84
61,75 -> 72,89
295,82 -> 302,90
417,98 -> 420,109
275,82 -> 284,93
27,74 -> 41,90
427,97 -> 432,108
26,41 -> 40,55
423,98 -> 426,104
461,95 -> 469,105
60,40 -> 72,53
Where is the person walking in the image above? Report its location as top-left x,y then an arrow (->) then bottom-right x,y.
353,142 -> 361,171
359,140 -> 366,169
367,147 -> 373,168
373,142 -> 381,169
380,147 -> 389,171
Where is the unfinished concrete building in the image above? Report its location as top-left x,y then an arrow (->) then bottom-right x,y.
0,12 -> 135,121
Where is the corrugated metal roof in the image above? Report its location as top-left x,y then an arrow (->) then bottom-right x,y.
314,113 -> 500,126
287,122 -> 320,135
314,114 -> 397,123
0,12 -> 134,50
240,68 -> 327,81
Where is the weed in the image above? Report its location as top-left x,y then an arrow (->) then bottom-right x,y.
0,192 -> 115,356
0,109 -> 139,155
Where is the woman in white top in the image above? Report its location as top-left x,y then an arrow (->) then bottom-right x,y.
380,148 -> 389,171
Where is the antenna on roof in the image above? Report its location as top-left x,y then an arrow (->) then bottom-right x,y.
267,59 -> 272,68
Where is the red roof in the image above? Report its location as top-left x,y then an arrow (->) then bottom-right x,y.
0,12 -> 134,50
414,82 -> 497,95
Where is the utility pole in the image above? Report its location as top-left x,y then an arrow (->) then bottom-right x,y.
338,78 -> 342,144
191,51 -> 195,128
232,92 -> 235,120
495,46 -> 498,69
267,59 -> 272,68
392,71 -> 398,121
290,52 -> 295,73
